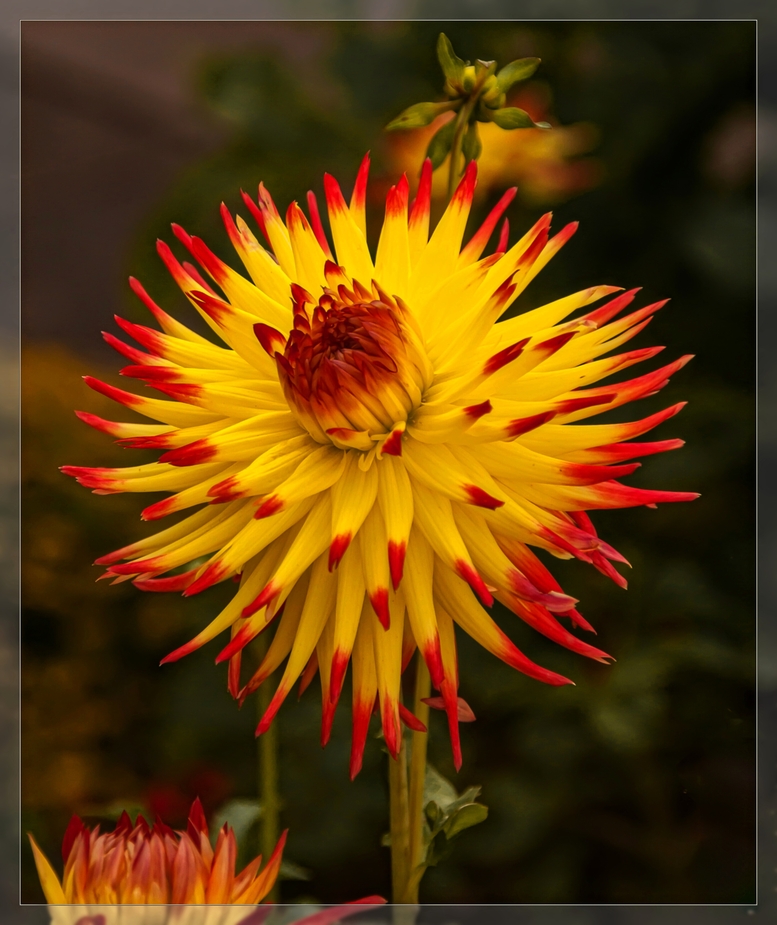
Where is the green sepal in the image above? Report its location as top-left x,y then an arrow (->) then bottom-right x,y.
386,100 -> 459,132
489,106 -> 551,130
462,120 -> 482,163
425,116 -> 458,169
437,33 -> 467,92
495,57 -> 541,93
443,801 -> 489,839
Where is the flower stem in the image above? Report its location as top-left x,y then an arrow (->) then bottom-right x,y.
447,96 -> 477,199
388,725 -> 410,902
404,653 -> 431,902
256,644 -> 280,902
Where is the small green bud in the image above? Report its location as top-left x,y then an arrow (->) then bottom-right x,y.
495,57 -> 541,93
425,117 -> 458,169
436,33 -> 467,91
461,120 -> 482,162
386,100 -> 459,131
489,106 -> 551,130
462,65 -> 477,93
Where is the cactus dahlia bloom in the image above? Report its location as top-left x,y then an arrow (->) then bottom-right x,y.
64,155 -> 697,776
29,801 -> 384,924
29,798 -> 285,909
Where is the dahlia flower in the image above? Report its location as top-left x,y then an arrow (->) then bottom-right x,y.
29,800 -> 384,924
29,798 -> 285,909
64,155 -> 696,776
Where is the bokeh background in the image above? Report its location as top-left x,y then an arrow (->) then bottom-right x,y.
18,18 -> 755,909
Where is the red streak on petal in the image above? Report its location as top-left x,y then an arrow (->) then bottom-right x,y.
93,543 -> 137,566
422,637 -> 445,689
506,411 -> 556,438
451,159 -> 477,209
189,290 -> 230,325
464,399 -> 492,420
255,495 -> 284,519
454,560 -> 494,606
141,497 -> 177,521
370,588 -> 390,630
496,217 -> 510,254
350,152 -> 371,215
228,652 -> 242,699
255,683 -> 289,737
536,329 -> 577,357
83,375 -> 142,409
484,337 -> 530,375
74,410 -> 123,436
409,158 -> 432,228
253,322 -> 286,357
184,561 -> 230,598
423,695 -> 476,722
461,187 -> 516,262
388,540 -> 406,591
398,703 -> 427,733
328,533 -> 352,571
464,485 -> 504,510
159,636 -> 204,665
584,288 -> 640,326
306,190 -> 334,258
329,648 -> 350,705
556,393 -> 616,414
134,570 -> 197,592
323,173 -> 348,216
104,331 -> 156,364
349,695 -> 374,780
61,815 -> 86,863
215,621 -> 261,663
381,428 -> 403,456
159,440 -> 217,467
240,189 -> 269,244
242,580 -> 280,618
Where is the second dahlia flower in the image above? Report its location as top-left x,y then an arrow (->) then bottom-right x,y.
64,155 -> 697,776
29,800 -> 384,924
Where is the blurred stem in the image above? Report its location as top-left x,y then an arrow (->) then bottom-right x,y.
404,653 -> 431,903
388,722 -> 410,903
256,636 -> 280,903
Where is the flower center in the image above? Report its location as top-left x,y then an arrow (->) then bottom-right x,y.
277,280 -> 432,449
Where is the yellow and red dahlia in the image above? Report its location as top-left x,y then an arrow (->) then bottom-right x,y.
29,801 -> 384,923
29,798 -> 285,906
64,155 -> 697,777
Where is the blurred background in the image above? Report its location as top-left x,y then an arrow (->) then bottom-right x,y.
19,18 -> 755,908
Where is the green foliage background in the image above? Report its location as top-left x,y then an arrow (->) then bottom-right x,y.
21,22 -> 754,904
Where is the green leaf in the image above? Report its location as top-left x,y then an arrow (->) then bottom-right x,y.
437,33 -> 466,89
425,831 -> 455,867
210,798 -> 263,847
386,100 -> 457,132
423,764 -> 459,810
490,107 -> 550,130
425,117 -> 458,170
279,858 -> 312,882
443,802 -> 489,839
495,57 -> 541,93
462,121 -> 482,162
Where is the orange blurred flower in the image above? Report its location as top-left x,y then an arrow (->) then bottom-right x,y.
386,86 -> 602,205
30,799 -> 385,923
29,798 -> 285,906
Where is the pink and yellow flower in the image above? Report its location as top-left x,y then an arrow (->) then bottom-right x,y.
29,799 -> 285,906
29,800 -> 385,923
64,155 -> 696,776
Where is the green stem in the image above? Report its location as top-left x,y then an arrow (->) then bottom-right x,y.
388,727 -> 410,903
256,643 -> 280,902
446,96 -> 477,199
404,654 -> 431,902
